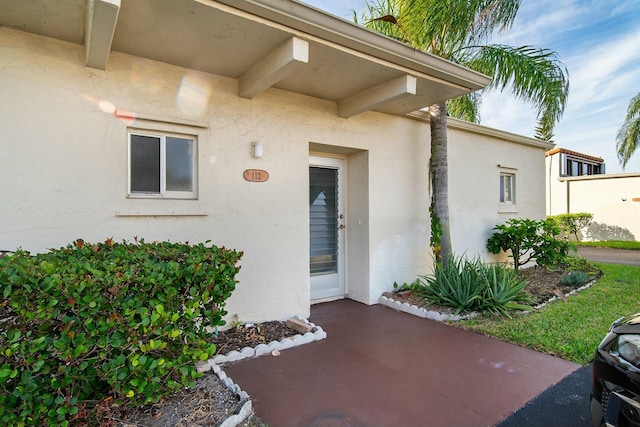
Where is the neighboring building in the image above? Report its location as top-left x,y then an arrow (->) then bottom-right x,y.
546,148 -> 606,178
0,0 -> 552,322
546,148 -> 640,241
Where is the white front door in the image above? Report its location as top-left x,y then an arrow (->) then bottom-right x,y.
309,156 -> 346,301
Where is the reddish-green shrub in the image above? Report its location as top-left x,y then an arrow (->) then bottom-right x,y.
0,239 -> 242,426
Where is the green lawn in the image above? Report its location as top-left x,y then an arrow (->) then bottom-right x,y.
458,263 -> 640,365
578,241 -> 640,250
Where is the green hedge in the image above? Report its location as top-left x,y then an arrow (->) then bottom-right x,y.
547,212 -> 593,241
0,239 -> 242,426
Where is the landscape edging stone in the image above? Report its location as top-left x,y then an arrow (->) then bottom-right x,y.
201,316 -> 327,426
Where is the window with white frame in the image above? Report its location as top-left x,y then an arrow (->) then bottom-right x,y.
128,131 -> 197,199
500,172 -> 515,204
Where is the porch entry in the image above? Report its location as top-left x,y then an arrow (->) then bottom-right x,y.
309,156 -> 345,301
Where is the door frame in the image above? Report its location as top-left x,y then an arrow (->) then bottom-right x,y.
309,155 -> 346,302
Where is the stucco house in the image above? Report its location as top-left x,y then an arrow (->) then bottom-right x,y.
546,148 -> 640,241
0,0 -> 553,322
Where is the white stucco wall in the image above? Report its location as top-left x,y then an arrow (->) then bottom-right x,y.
546,153 -> 568,215
546,167 -> 640,241
569,176 -> 640,241
447,121 -> 551,261
1,28 -> 551,321
0,28 -> 434,321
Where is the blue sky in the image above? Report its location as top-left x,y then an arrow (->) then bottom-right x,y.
301,0 -> 640,173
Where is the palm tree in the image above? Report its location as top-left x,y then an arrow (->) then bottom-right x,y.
616,92 -> 640,169
357,0 -> 569,263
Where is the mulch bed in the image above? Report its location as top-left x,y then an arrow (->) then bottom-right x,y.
384,264 -> 603,310
211,321 -> 296,356
517,265 -> 579,305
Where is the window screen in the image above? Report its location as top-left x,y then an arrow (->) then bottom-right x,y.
130,134 -> 161,193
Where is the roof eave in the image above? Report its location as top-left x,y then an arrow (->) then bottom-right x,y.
213,0 -> 491,91
406,111 -> 555,150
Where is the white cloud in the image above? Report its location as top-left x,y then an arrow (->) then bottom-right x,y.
498,1 -> 584,46
568,29 -> 640,108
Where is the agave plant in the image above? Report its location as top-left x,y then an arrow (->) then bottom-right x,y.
559,271 -> 589,287
478,263 -> 530,317
417,254 -> 531,316
417,255 -> 484,315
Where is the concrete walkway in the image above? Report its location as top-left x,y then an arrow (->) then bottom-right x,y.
224,300 -> 579,427
577,246 -> 640,266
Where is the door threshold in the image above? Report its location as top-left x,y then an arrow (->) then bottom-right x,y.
311,295 -> 347,305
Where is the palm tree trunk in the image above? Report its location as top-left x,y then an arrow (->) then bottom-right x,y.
429,102 -> 452,263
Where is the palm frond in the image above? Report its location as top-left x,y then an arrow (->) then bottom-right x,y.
534,119 -> 555,142
624,92 -> 640,122
359,0 -> 418,45
395,0 -> 522,54
616,92 -> 640,168
447,93 -> 481,123
471,0 -> 522,41
465,44 -> 569,129
400,0 -> 478,53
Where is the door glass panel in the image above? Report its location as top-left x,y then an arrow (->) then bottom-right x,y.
310,167 -> 338,275
130,134 -> 160,193
166,137 -> 194,191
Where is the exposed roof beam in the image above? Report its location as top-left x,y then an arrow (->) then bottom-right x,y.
85,0 -> 120,70
337,74 -> 417,118
376,95 -> 448,116
239,36 -> 309,99
217,0 -> 490,91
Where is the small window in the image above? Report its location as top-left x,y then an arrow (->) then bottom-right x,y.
128,131 -> 197,199
570,160 -> 579,176
500,173 -> 515,204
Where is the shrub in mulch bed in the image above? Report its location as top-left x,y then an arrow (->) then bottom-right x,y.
0,239 -> 242,426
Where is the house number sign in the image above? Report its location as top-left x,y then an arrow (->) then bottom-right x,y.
243,169 -> 269,182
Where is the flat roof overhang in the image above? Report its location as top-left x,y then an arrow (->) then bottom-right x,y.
0,0 -> 491,117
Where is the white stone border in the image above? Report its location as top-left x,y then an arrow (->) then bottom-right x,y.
381,278 -> 599,321
194,355 -> 253,427
379,295 -> 478,321
208,316 -> 327,365
194,315 -> 327,427
527,279 -> 597,312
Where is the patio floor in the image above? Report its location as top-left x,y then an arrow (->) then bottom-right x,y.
224,299 -> 580,426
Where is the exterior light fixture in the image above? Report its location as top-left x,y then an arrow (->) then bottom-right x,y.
251,142 -> 264,158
